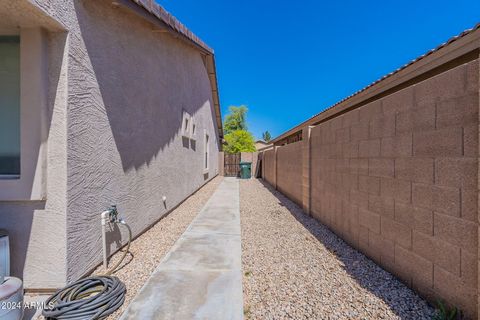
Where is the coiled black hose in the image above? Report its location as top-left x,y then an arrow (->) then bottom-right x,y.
43,222 -> 132,319
42,276 -> 125,320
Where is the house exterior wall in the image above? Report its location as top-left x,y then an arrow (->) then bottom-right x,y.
261,59 -> 480,317
64,0 -> 220,283
0,0 -> 220,289
0,1 -> 69,289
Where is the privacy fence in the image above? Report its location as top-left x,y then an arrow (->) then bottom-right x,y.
260,58 -> 479,318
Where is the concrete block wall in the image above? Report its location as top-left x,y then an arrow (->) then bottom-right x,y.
276,142 -> 303,205
262,59 -> 480,317
263,148 -> 276,186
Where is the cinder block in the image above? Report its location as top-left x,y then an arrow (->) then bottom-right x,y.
381,134 -> 412,157
433,266 -> 477,319
368,231 -> 395,265
413,127 -> 463,157
369,194 -> 394,219
395,102 -> 435,134
414,64 -> 466,105
359,139 -> 381,158
435,158 -> 477,189
369,158 -> 394,178
359,225 -> 369,250
359,208 -> 381,234
350,189 -> 369,209
343,141 -> 359,158
342,173 -> 358,191
359,100 -> 382,122
411,204 -> 433,236
350,123 -> 369,142
334,143 -> 343,158
461,189 -> 477,222
336,127 -> 350,144
381,217 -> 412,249
383,257 -> 412,287
336,158 -> 350,173
322,126 -> 336,144
342,109 -> 359,127
460,250 -> 477,285
395,244 -> 433,290
412,231 -> 460,276
359,175 -> 380,195
463,125 -> 478,157
436,94 -> 478,128
395,158 -> 433,184
433,213 -> 477,253
380,178 -> 412,203
330,116 -> 343,132
382,86 -> 414,114
394,201 -> 413,227
412,183 -> 460,217
369,113 -> 396,139
350,158 -> 368,175
465,59 -> 479,94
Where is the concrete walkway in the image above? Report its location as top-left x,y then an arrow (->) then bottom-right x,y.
120,178 -> 243,320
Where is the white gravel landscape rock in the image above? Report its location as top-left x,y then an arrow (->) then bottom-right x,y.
240,178 -> 435,320
93,176 -> 223,319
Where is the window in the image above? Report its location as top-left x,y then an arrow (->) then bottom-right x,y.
204,131 -> 209,171
0,36 -> 20,177
181,110 -> 191,138
190,116 -> 196,140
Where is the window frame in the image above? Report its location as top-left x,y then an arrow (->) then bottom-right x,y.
181,110 -> 191,138
0,36 -> 21,179
204,130 -> 209,173
0,28 -> 48,201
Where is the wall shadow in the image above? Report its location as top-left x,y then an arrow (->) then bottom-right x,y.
0,28 -> 66,282
257,179 -> 433,319
74,0 -> 215,172
0,201 -> 44,279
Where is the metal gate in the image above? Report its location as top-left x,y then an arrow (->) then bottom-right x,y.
224,153 -> 240,177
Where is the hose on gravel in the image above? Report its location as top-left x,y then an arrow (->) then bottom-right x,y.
42,221 -> 132,320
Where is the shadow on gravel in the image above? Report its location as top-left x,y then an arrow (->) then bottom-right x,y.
256,179 -> 434,320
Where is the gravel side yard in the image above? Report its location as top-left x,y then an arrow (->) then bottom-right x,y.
93,176 -> 223,319
240,179 -> 435,320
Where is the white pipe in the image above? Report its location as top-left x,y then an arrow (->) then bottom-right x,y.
101,210 -> 110,269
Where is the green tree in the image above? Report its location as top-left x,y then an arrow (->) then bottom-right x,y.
223,105 -> 248,135
262,131 -> 272,143
224,130 -> 256,154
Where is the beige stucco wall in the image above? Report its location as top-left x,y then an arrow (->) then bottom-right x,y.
262,59 -> 480,317
0,0 -> 220,289
0,1 -> 68,289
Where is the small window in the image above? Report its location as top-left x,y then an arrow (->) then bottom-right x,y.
0,36 -> 20,177
190,116 -> 196,140
204,131 -> 209,171
181,110 -> 191,138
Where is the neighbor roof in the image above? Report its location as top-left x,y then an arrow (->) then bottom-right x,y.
113,0 -> 223,137
272,22 -> 480,144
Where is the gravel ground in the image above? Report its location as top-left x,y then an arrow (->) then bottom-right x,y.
100,176 -> 223,319
32,176 -> 222,320
240,178 -> 435,320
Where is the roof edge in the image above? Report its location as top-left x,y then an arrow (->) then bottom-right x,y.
113,0 -> 223,137
271,22 -> 480,144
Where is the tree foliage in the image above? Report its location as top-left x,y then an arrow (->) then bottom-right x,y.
223,130 -> 256,154
262,131 -> 272,143
223,105 -> 248,135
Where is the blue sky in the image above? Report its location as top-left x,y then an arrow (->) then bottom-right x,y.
160,0 -> 480,140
